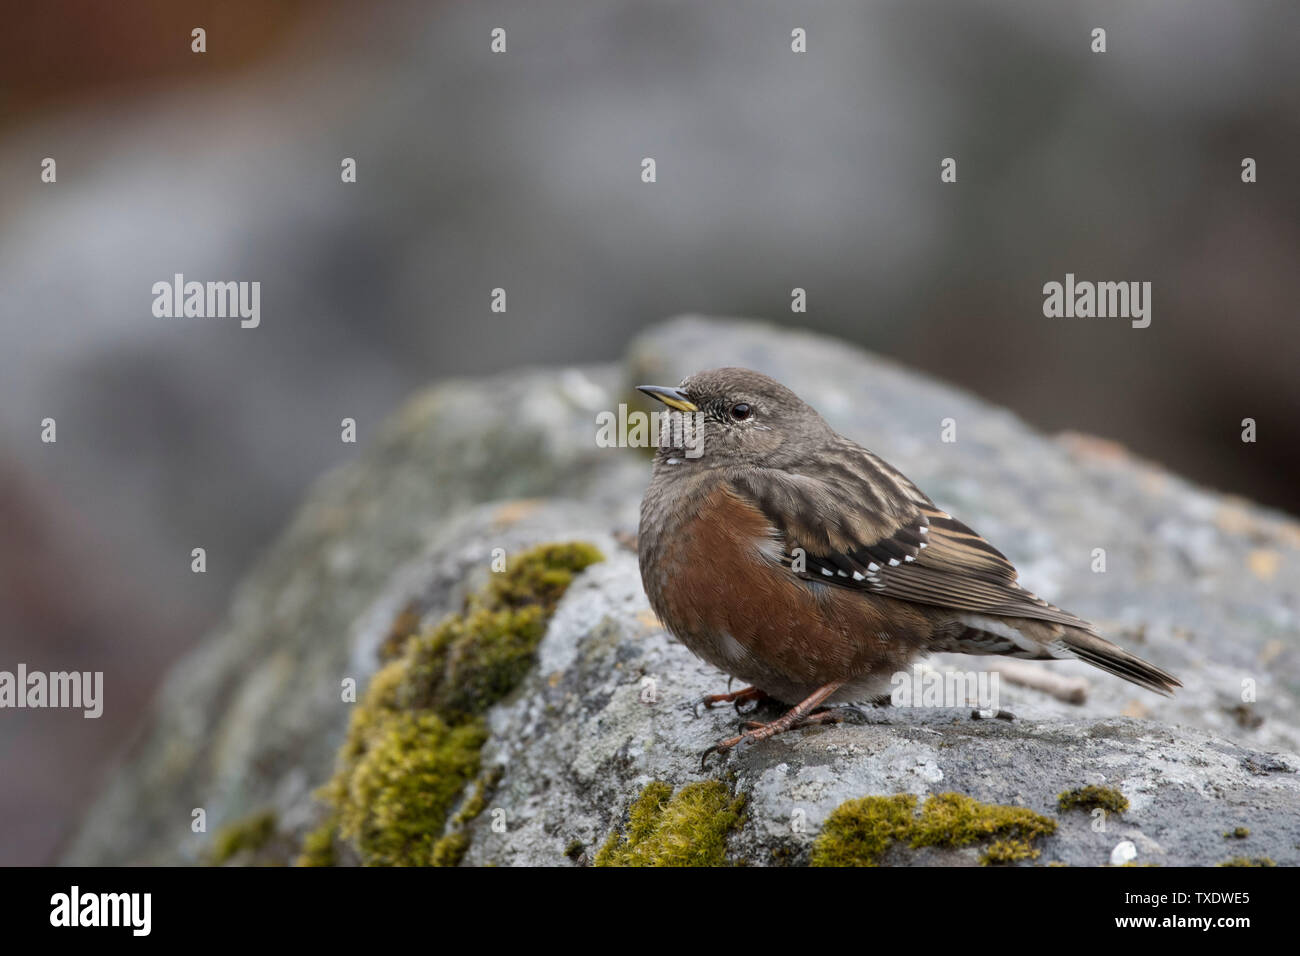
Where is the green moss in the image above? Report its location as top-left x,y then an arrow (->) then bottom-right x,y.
594,781 -> 747,867
303,540 -> 603,867
564,840 -> 585,860
337,713 -> 487,866
982,839 -> 1037,865
453,766 -> 503,826
1057,785 -> 1129,815
811,792 -> 1058,867
1223,827 -> 1250,839
910,792 -> 1057,853
210,810 -> 277,865
430,766 -> 504,867
397,606 -> 549,721
1218,856 -> 1275,867
430,832 -> 470,867
810,795 -> 917,867
394,541 -> 604,721
484,541 -> 604,610
297,817 -> 338,867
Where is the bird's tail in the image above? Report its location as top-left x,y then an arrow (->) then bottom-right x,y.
1057,627 -> 1182,696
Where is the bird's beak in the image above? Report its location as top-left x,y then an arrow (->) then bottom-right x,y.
637,385 -> 699,413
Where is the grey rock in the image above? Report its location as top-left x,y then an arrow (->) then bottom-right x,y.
467,547 -> 1300,867
64,317 -> 1300,866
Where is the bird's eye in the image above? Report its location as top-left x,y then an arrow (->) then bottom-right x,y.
729,403 -> 752,421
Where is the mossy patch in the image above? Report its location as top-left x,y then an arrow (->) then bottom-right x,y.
303,541 -> 602,866
336,712 -> 487,866
430,832 -> 469,867
1218,856 -> 1275,867
1058,785 -> 1129,815
595,781 -> 747,867
430,766 -> 504,867
210,810 -> 277,865
811,792 -> 1058,866
297,815 -> 338,867
1223,827 -> 1250,839
982,839 -> 1036,865
809,794 -> 916,867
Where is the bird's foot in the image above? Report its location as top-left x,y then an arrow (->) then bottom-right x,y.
700,729 -> 766,769
737,708 -> 846,733
685,685 -> 768,717
699,679 -> 846,769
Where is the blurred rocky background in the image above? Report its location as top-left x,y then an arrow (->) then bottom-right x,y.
2,1 -> 1298,863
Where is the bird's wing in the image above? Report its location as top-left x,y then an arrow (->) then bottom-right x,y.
729,444 -> 1096,632
728,440 -> 932,570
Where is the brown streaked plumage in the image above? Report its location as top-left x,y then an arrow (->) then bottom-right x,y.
636,367 -> 1180,763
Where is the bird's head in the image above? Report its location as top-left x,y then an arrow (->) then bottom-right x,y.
637,367 -> 830,467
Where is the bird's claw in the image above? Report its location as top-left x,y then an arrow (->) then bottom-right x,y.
684,686 -> 767,718
699,732 -> 755,770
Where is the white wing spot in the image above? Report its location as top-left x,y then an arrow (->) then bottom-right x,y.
716,631 -> 748,665
752,534 -> 785,564
852,571 -> 865,581
888,558 -> 900,567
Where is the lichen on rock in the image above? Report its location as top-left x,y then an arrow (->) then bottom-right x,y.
307,541 -> 603,866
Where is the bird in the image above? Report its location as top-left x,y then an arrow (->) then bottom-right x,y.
636,367 -> 1180,763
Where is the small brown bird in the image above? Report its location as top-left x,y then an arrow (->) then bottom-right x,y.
637,368 -> 1180,762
